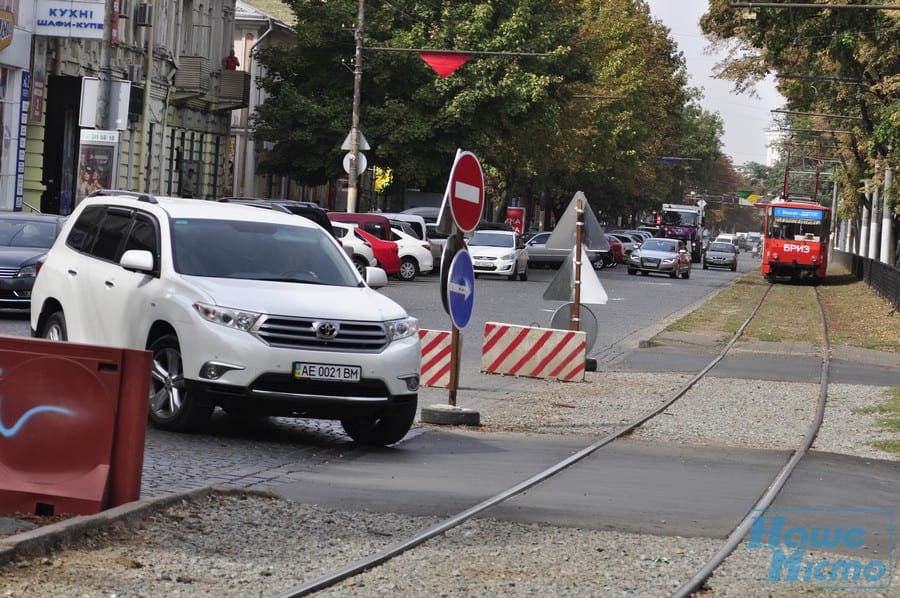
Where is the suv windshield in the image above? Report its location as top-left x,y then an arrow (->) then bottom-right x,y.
171,218 -> 359,286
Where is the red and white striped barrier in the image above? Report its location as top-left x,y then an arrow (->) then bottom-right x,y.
481,322 -> 586,382
419,329 -> 452,388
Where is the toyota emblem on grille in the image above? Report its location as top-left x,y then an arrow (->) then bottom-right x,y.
314,321 -> 339,339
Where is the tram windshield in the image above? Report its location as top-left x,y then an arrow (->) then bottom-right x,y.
766,206 -> 828,242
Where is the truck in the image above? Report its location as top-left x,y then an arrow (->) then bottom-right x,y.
658,203 -> 704,262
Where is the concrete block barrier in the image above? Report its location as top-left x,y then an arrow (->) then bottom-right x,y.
481,322 -> 586,382
419,329 -> 452,388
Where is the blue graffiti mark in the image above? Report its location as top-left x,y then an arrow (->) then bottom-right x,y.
0,402 -> 76,438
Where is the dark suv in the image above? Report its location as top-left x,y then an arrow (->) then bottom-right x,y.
217,197 -> 335,238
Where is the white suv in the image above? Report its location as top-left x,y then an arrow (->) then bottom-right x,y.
30,191 -> 421,445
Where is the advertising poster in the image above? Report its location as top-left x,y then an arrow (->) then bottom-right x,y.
180,160 -> 201,198
505,206 -> 525,235
76,130 -> 119,208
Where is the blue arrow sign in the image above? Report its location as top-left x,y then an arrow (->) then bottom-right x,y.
446,248 -> 475,329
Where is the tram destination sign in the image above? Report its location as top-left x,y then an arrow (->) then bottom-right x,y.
773,207 -> 823,221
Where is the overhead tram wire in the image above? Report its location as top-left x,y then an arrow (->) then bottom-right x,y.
363,46 -> 553,57
730,2 -> 900,10
772,109 -> 863,121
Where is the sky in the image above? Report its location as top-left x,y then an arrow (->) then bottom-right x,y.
645,0 -> 785,166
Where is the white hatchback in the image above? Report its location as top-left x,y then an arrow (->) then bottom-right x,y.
467,229 -> 529,281
390,227 -> 434,281
30,191 -> 421,445
331,220 -> 378,276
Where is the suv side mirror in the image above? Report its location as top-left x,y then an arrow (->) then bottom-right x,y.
120,249 -> 155,273
365,266 -> 388,288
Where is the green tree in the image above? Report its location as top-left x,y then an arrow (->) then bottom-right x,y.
249,0 -> 739,226
700,1 -> 899,218
253,0 -> 585,193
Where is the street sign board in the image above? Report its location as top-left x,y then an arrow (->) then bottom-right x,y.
439,234 -> 459,315
342,151 -> 367,176
340,130 -> 371,151
445,248 -> 475,329
444,150 -> 484,233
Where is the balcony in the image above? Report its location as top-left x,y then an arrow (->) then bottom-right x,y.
173,56 -> 210,98
215,69 -> 251,111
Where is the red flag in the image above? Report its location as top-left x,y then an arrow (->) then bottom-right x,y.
419,52 -> 471,78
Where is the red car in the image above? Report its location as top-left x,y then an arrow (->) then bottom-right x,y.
605,234 -> 625,263
354,227 -> 401,275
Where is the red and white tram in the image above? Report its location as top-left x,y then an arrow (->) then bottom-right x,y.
760,199 -> 830,283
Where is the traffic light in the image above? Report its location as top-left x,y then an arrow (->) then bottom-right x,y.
374,166 -> 393,193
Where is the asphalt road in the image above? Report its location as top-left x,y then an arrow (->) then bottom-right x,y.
270,429 -> 899,558
2,252 -> 897,558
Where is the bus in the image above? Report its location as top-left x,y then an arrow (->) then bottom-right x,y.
760,199 -> 830,283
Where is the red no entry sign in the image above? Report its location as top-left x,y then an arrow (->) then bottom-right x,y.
447,151 -> 484,233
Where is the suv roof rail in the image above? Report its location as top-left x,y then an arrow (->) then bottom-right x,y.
88,189 -> 158,204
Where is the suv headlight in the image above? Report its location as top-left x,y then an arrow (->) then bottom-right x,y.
194,302 -> 261,331
385,316 -> 419,341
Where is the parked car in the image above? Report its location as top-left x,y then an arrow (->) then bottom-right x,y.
329,212 -> 393,241
605,234 -> 625,264
382,212 -> 428,241
390,227 -> 433,281
610,229 -> 653,242
0,212 -> 68,310
425,223 -> 450,266
606,232 -> 642,257
702,241 -> 739,271
217,197 -> 352,260
353,227 -> 401,276
401,206 -> 441,223
626,237 -> 692,279
467,229 -> 529,280
217,197 -> 335,239
524,231 -> 604,269
331,220 -> 377,276
30,191 -> 421,446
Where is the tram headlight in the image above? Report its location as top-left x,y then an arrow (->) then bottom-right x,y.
773,252 -> 779,260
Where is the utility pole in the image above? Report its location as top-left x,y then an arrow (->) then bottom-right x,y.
97,1 -> 114,130
347,0 -> 365,213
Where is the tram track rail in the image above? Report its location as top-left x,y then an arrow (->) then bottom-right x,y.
273,281 -> 835,597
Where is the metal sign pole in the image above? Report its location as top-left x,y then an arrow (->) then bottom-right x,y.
447,227 -> 465,407
448,324 -> 460,407
571,198 -> 583,331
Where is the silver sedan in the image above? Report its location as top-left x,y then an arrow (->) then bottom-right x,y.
626,238 -> 692,279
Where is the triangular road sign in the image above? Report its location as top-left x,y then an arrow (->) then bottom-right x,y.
341,130 -> 371,151
542,247 -> 608,305
546,191 -> 610,251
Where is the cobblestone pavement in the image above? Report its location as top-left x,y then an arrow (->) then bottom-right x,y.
139,415 -> 358,498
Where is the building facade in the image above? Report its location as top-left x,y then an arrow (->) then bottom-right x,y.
17,0 -> 248,214
0,2 -> 34,211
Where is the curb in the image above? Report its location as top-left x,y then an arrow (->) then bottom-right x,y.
420,404 -> 481,426
0,486 -> 276,565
